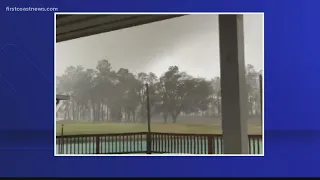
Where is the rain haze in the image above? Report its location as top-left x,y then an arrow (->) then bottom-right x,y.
56,14 -> 263,78
55,14 -> 263,154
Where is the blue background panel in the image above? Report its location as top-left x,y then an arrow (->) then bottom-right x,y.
0,0 -> 320,177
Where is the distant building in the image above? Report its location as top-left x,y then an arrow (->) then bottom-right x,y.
56,94 -> 70,106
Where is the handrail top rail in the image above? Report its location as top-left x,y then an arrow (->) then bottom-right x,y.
56,132 -> 262,138
152,132 -> 261,137
57,132 -> 147,138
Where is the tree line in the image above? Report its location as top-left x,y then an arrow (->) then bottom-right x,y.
56,60 -> 262,124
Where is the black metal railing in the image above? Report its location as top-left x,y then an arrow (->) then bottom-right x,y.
56,132 -> 262,154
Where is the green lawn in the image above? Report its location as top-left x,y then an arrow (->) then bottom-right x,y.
56,120 -> 262,135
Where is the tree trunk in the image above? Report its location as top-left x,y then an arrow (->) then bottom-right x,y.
110,106 -> 122,122
163,113 -> 168,124
171,114 -> 178,123
106,107 -> 109,121
133,111 -> 136,123
100,103 -> 104,121
92,103 -> 98,122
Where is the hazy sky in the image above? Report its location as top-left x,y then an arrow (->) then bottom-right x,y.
56,14 -> 263,79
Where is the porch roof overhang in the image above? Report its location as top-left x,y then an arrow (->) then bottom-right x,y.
56,14 -> 185,42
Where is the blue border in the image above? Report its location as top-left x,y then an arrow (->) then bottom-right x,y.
0,0 -> 319,177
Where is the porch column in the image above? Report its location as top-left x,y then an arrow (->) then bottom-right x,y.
218,14 -> 249,154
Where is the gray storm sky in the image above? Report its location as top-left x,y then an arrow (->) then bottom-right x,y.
56,14 -> 263,79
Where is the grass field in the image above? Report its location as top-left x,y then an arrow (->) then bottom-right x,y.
56,120 -> 262,135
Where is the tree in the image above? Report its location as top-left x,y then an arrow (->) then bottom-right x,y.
208,77 -> 221,117
116,68 -> 140,122
56,59 -> 262,125
246,64 -> 261,117
95,59 -> 120,122
155,66 -> 212,123
136,72 -> 159,123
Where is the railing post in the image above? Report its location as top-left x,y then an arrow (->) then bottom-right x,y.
61,124 -> 64,136
208,135 -> 213,154
146,132 -> 151,154
60,124 -> 64,154
259,74 -> 263,124
96,136 -> 100,154
145,83 -> 152,154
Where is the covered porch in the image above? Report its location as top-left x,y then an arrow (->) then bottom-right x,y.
56,14 -> 251,154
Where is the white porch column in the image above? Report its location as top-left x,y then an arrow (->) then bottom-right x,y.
218,14 -> 249,154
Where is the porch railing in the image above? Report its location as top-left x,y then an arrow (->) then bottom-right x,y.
56,132 -> 262,154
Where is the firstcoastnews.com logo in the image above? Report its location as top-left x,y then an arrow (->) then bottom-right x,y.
6,6 -> 58,12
